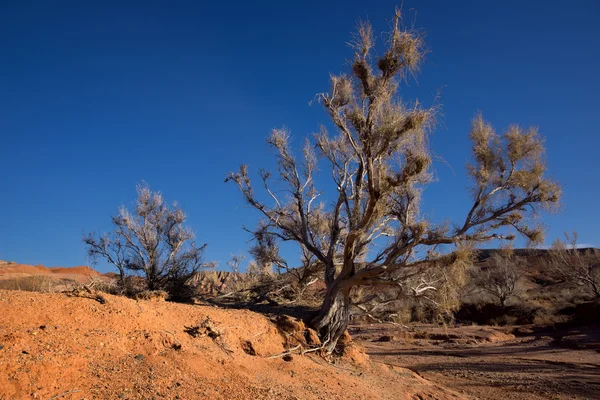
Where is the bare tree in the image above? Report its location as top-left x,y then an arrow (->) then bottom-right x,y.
550,233 -> 600,299
227,253 -> 246,274
476,252 -> 524,307
227,9 -> 560,352
84,183 -> 213,297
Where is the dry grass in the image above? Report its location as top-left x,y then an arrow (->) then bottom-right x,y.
0,276 -> 57,292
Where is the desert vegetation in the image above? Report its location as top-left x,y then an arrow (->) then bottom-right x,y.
550,233 -> 600,299
36,8 -> 592,353
2,3 -> 599,400
2,7 -> 593,354
472,251 -> 525,307
83,183 -> 214,299
227,8 -> 560,352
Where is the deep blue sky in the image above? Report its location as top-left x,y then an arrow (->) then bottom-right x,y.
1,0 -> 598,272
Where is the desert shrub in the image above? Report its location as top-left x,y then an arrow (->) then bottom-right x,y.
84,183 -> 214,300
549,234 -> 600,300
85,275 -> 130,296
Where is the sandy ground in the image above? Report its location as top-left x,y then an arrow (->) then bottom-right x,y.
353,323 -> 600,400
3,261 -> 597,399
0,290 -> 464,400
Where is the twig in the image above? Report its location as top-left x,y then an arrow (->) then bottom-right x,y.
49,389 -> 81,400
266,344 -> 324,359
267,345 -> 302,359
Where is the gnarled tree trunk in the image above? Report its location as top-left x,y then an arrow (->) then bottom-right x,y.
310,281 -> 351,353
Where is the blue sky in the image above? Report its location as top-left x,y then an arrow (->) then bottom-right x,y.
1,0 -> 598,272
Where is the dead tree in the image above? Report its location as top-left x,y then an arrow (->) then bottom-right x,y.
227,9 -> 560,352
476,252 -> 524,307
550,233 -> 600,299
227,254 -> 246,274
84,183 -> 213,297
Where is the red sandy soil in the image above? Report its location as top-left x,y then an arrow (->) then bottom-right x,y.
0,290 -> 464,400
0,261 -> 99,283
354,323 -> 600,400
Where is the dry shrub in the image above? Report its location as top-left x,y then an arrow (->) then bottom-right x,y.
84,183 -> 214,300
548,235 -> 600,300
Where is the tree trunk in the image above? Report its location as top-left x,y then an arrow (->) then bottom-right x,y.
499,296 -> 506,308
310,281 -> 351,353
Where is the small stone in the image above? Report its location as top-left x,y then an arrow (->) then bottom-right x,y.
134,354 -> 145,360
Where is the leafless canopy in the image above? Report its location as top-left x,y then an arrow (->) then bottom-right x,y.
475,252 -> 525,307
550,233 -> 600,299
227,9 -> 560,352
84,183 -> 213,296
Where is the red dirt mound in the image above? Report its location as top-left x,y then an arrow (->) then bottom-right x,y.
0,290 -> 464,400
0,262 -> 52,277
49,267 -> 99,277
0,261 -> 100,284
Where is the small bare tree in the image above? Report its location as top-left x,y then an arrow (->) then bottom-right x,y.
550,233 -> 600,299
84,183 -> 213,297
227,9 -> 560,352
476,252 -> 524,307
227,253 -> 246,274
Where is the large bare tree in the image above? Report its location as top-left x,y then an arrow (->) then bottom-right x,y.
84,183 -> 213,297
227,9 -> 560,352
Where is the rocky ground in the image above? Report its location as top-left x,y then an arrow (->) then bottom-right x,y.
354,323 -> 600,400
